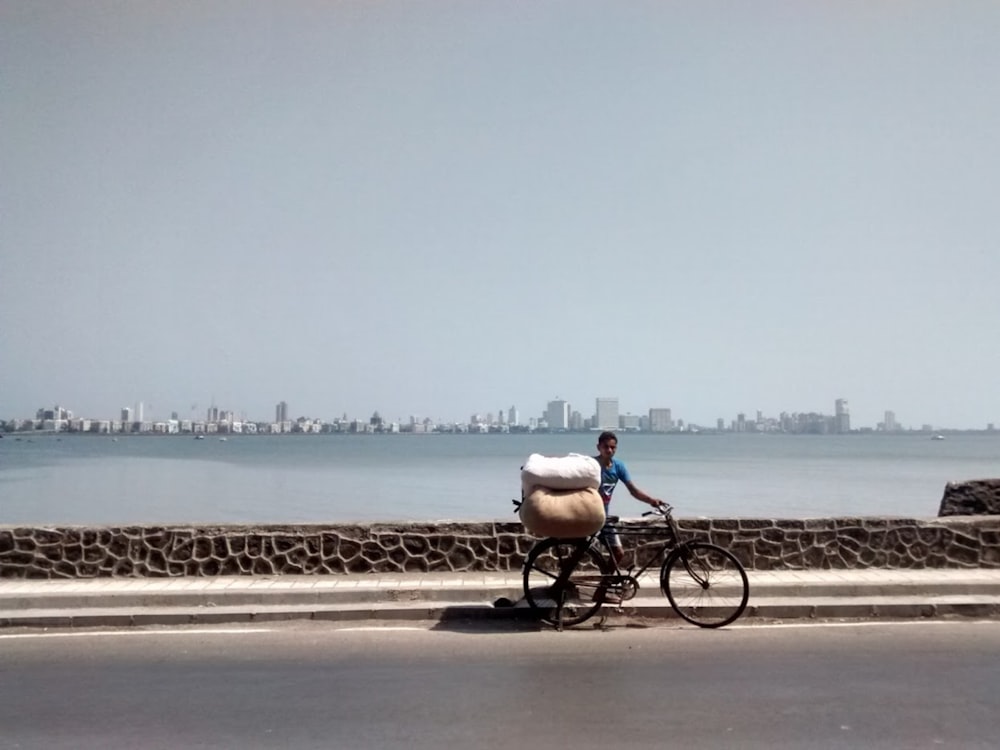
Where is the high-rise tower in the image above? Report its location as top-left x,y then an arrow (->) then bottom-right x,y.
648,408 -> 673,433
835,399 -> 850,433
545,399 -> 569,431
595,398 -> 619,431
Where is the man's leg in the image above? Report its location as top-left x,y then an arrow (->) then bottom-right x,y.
600,543 -> 625,604
611,544 -> 625,567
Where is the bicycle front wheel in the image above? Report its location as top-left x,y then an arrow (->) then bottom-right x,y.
523,538 -> 611,628
660,542 -> 749,628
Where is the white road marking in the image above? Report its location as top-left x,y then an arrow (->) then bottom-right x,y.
728,619 -> 1000,630
0,628 -> 274,640
331,626 -> 427,632
0,625 -> 431,640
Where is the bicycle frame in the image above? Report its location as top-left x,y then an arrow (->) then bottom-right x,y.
547,506 -> 686,607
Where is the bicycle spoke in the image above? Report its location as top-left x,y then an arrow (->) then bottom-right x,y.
522,539 -> 612,628
661,543 -> 749,628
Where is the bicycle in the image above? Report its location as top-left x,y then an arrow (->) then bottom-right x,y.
517,502 -> 750,630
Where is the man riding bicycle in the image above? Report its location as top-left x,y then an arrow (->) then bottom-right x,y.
594,430 -> 665,567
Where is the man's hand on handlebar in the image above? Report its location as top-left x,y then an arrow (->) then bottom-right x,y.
642,500 -> 672,517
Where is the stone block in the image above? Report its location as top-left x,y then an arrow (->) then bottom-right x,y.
776,520 -> 806,530
738,519 -> 773,530
710,519 -> 740,531
804,519 -> 835,531
711,531 -> 735,548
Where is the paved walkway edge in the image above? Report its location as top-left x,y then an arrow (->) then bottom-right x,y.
3,570 -> 1000,629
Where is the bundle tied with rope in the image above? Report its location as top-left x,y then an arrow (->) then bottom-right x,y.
518,453 -> 605,538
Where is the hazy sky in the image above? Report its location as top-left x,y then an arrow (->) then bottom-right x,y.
2,1 -> 998,429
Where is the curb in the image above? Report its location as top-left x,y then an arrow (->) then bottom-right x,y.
4,596 -> 1000,630
3,576 -> 999,612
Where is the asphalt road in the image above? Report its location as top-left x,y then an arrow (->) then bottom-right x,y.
1,619 -> 998,749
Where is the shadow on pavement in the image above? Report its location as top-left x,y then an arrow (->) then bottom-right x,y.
429,616 -> 544,634
428,597 -> 655,634
428,596 -> 543,634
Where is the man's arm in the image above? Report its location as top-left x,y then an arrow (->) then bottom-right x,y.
624,480 -> 663,507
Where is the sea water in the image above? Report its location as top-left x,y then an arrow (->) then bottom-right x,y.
1,432 -> 997,525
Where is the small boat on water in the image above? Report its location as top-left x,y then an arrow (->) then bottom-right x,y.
931,434 -> 945,441
194,435 -> 205,440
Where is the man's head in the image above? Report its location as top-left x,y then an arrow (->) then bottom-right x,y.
597,431 -> 618,461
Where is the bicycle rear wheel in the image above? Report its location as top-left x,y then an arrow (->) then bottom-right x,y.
660,542 -> 749,628
523,538 -> 612,628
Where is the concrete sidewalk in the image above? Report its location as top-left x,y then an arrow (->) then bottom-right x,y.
2,568 -> 1000,628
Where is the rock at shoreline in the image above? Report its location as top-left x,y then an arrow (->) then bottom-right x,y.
938,479 -> 1000,516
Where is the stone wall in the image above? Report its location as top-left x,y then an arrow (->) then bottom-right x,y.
2,516 -> 999,579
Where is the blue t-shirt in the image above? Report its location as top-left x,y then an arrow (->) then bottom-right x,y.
596,457 -> 631,509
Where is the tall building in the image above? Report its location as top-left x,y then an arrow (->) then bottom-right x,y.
120,407 -> 132,423
835,399 -> 850,433
508,405 -> 519,427
135,401 -> 144,423
884,410 -> 897,432
276,401 -> 288,423
545,399 -> 569,430
619,413 -> 640,431
595,397 -> 619,431
648,408 -> 673,433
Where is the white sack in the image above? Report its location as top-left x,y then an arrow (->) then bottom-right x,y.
519,486 -> 606,538
520,453 -> 600,496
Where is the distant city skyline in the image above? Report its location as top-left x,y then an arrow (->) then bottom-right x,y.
5,395 -> 997,434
